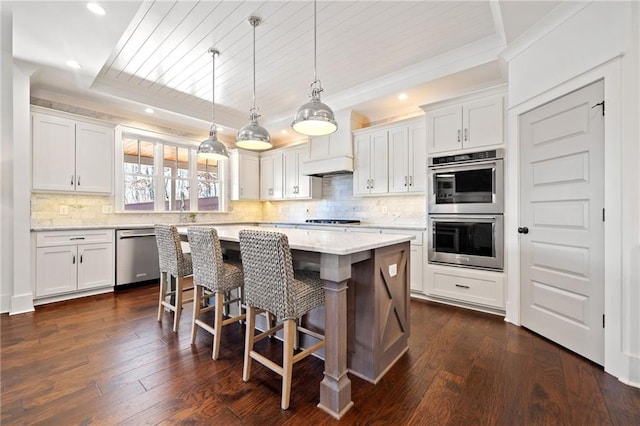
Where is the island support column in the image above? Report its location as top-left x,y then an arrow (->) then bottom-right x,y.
317,253 -> 354,419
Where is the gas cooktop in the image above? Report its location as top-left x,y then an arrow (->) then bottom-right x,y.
305,219 -> 361,225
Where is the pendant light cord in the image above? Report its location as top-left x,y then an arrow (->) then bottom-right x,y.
313,0 -> 317,83
252,19 -> 256,111
211,49 -> 216,133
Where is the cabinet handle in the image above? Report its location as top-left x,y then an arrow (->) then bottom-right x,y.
70,237 -> 85,240
370,179 -> 374,189
457,129 -> 461,143
71,175 -> 74,186
240,188 -> 243,196
268,188 -> 273,196
409,176 -> 413,186
72,254 -> 76,264
455,284 -> 470,289
404,176 -> 407,187
80,254 -> 83,263
464,128 -> 468,142
77,175 -> 80,186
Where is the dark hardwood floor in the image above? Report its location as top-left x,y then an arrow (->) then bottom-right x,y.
2,283 -> 638,425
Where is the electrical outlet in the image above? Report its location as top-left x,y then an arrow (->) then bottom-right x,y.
389,263 -> 397,277
102,205 -> 112,214
59,205 -> 68,215
381,206 -> 388,214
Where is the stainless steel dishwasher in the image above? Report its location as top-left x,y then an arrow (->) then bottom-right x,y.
115,228 -> 160,286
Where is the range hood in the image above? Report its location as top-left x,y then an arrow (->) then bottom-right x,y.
302,155 -> 353,177
301,110 -> 365,177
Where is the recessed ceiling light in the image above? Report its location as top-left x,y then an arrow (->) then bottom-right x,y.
398,93 -> 408,101
144,108 -> 154,114
280,130 -> 288,135
66,60 -> 82,69
216,126 -> 224,132
87,2 -> 106,16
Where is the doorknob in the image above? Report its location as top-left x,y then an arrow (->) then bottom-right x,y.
518,227 -> 529,234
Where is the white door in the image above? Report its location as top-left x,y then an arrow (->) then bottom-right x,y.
426,104 -> 461,153
283,149 -> 301,198
354,134 -> 373,195
369,130 -> 388,194
36,246 -> 78,296
32,113 -> 76,191
519,80 -> 604,365
463,94 -> 504,149
408,120 -> 427,193
77,243 -> 113,290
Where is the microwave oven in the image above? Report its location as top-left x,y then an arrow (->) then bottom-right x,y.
428,149 -> 504,214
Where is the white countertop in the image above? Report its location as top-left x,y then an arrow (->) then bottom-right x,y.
177,225 -> 414,256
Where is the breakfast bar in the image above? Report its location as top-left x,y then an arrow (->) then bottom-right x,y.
178,225 -> 413,419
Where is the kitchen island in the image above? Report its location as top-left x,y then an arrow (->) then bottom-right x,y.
178,225 -> 413,419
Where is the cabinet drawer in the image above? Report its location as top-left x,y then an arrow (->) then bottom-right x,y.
36,229 -> 114,247
427,265 -> 504,308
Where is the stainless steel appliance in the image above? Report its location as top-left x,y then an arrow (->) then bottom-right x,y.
428,215 -> 504,270
115,228 -> 160,286
428,148 -> 504,214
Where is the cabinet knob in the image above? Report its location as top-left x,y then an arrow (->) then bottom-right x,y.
77,175 -> 80,186
72,254 -> 76,264
457,129 -> 461,143
464,128 -> 468,142
71,175 -> 74,186
409,176 -> 413,186
404,176 -> 407,187
517,226 -> 529,234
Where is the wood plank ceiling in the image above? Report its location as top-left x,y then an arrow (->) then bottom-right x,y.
95,0 -> 496,131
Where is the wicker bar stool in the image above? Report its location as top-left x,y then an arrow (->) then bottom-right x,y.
238,229 -> 325,410
154,224 -> 193,333
187,226 -> 246,360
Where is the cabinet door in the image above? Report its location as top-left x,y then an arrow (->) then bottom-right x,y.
36,246 -> 78,296
283,149 -> 299,198
408,120 -> 427,193
77,243 -> 113,290
462,94 -> 504,149
239,155 -> 260,200
388,126 -> 410,193
353,134 -> 373,195
426,105 -> 462,153
410,245 -> 424,293
369,130 -> 388,194
75,122 -> 114,193
260,154 -> 283,200
32,113 -> 76,191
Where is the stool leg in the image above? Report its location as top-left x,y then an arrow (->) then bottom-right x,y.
173,276 -> 183,333
281,319 -> 296,410
157,272 -> 167,322
212,291 -> 224,360
191,284 -> 201,344
243,306 -> 256,381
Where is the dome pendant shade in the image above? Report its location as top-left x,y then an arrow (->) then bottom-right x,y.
291,0 -> 338,137
236,114 -> 272,150
198,48 -> 229,160
291,92 -> 338,136
236,16 -> 271,150
198,130 -> 229,160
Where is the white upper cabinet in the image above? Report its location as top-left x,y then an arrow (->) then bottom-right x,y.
353,130 -> 388,195
260,152 -> 283,200
424,91 -> 504,154
284,146 -> 316,198
229,149 -> 260,201
32,111 -> 114,193
388,118 -> 426,194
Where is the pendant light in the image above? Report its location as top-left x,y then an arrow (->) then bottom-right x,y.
198,48 -> 229,160
291,0 -> 337,136
236,16 -> 272,150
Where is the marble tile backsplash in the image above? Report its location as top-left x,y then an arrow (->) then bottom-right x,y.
31,176 -> 425,228
262,175 -> 426,226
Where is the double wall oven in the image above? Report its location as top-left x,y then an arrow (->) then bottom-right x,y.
427,149 -> 504,270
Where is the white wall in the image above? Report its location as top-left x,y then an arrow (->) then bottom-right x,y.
0,2 -> 13,313
503,1 -> 639,386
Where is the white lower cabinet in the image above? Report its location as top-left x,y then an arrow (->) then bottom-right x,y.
35,230 -> 114,298
426,264 -> 504,309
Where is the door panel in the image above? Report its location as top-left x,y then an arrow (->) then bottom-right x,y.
519,80 -> 604,365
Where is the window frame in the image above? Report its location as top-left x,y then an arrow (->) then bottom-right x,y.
115,126 -> 228,213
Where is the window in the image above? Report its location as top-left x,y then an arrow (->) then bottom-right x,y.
116,128 -> 226,213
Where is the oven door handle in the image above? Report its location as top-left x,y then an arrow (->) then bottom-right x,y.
428,160 -> 499,173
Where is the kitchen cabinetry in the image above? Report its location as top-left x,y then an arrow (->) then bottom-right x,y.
283,145 -> 321,199
260,152 -> 283,200
32,111 -> 114,193
426,264 -> 505,310
353,130 -> 388,195
388,118 -> 427,194
423,91 -> 504,154
229,149 -> 260,200
35,229 -> 114,299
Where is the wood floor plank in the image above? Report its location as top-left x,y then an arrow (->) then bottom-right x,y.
1,284 -> 638,425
